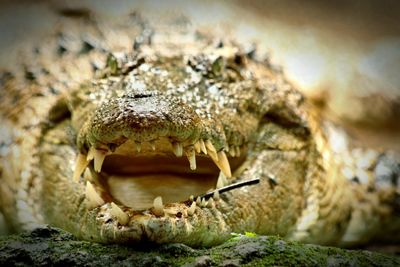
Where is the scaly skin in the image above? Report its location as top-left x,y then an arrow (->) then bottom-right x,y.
0,13 -> 399,247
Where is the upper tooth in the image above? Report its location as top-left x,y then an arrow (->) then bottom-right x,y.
73,153 -> 89,182
173,142 -> 183,157
149,141 -> 156,151
235,146 -> 241,157
135,141 -> 141,153
205,140 -> 217,153
194,141 -> 201,153
85,181 -> 105,209
229,147 -> 236,157
153,196 -> 164,216
199,139 -> 207,154
209,149 -> 232,178
110,202 -> 129,225
94,149 -> 107,172
217,151 -> 231,178
185,146 -> 196,170
87,147 -> 95,161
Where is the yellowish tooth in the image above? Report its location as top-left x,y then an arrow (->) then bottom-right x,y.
135,141 -> 141,153
194,141 -> 201,153
94,149 -> 107,172
73,153 -> 89,182
188,201 -> 196,216
196,196 -> 201,206
83,168 -> 93,182
205,140 -> 217,153
85,181 -> 105,209
235,146 -> 241,157
173,142 -> 183,157
199,139 -> 207,154
150,141 -> 156,151
189,195 -> 194,201
216,172 -> 226,189
217,151 -> 232,178
213,190 -> 220,200
185,147 -> 197,170
153,196 -> 164,216
201,198 -> 208,207
207,198 -> 214,208
87,147 -> 95,161
229,146 -> 236,157
110,202 -> 129,225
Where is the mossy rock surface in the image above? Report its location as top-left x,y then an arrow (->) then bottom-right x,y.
0,226 -> 399,266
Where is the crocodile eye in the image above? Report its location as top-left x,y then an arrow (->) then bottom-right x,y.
48,97 -> 71,123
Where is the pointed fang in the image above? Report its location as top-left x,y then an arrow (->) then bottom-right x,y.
188,201 -> 196,216
186,147 -> 197,170
173,142 -> 183,157
85,181 -> 105,209
153,196 -> 164,216
94,149 -> 107,172
73,153 -> 89,182
199,139 -> 207,154
110,202 -> 129,225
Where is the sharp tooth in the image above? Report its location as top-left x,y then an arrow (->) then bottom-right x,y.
207,198 -> 214,208
185,146 -> 196,170
229,147 -> 236,157
189,195 -> 194,201
199,139 -> 207,154
235,146 -> 241,157
94,149 -> 107,172
196,196 -> 201,206
216,172 -> 226,188
173,142 -> 183,157
73,153 -> 89,182
188,201 -> 196,216
194,141 -> 201,153
205,140 -> 217,153
213,190 -> 220,200
153,196 -> 164,216
87,147 -> 95,161
217,151 -> 232,178
149,141 -> 156,151
110,202 -> 129,225
83,168 -> 93,182
135,141 -> 141,153
85,181 -> 105,209
200,198 -> 208,207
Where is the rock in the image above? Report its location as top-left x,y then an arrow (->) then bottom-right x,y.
0,227 -> 399,266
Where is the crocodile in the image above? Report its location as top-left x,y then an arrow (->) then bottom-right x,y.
0,11 -> 399,248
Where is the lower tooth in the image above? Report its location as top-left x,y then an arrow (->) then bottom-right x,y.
110,202 -> 129,225
85,181 -> 105,209
216,172 -> 226,188
153,196 -> 164,216
213,190 -> 220,200
207,198 -> 214,208
188,201 -> 196,216
200,198 -> 207,207
196,197 -> 201,206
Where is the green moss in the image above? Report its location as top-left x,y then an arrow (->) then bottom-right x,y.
0,227 -> 399,266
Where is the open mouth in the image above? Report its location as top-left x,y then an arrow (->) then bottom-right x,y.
73,137 -> 246,218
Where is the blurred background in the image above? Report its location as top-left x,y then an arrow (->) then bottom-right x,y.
0,0 -> 399,150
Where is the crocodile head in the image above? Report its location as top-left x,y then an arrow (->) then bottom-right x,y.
40,36 -> 309,246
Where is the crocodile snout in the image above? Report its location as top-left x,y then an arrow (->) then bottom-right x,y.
79,94 -> 202,151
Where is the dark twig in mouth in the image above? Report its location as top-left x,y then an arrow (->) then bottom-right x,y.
197,178 -> 260,200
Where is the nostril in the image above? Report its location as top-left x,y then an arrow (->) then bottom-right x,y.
125,92 -> 155,99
